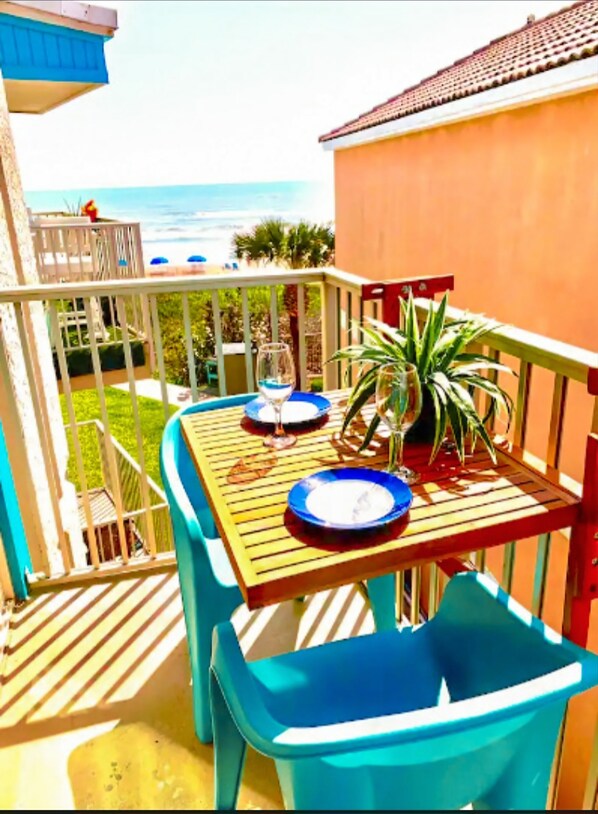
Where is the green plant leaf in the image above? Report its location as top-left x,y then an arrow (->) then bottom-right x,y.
358,412 -> 381,452
428,383 -> 448,463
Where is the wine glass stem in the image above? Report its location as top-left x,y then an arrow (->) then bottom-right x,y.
389,431 -> 404,473
274,403 -> 285,437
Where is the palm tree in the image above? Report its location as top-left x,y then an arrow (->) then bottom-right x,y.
232,219 -> 335,384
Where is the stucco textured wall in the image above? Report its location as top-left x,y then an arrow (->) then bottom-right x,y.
0,70 -> 83,572
334,89 -> 598,347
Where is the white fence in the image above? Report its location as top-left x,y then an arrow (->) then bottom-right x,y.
31,220 -> 146,284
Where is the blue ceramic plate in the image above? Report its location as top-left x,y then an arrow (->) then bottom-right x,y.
288,467 -> 413,531
244,392 -> 331,427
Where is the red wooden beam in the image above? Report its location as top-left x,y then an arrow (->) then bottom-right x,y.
587,367 -> 598,396
563,433 -> 598,647
438,557 -> 476,579
361,274 -> 454,327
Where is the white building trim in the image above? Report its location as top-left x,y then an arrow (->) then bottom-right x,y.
322,56 -> 598,151
2,1 -> 118,35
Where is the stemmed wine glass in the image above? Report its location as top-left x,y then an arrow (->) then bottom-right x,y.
256,342 -> 297,449
376,362 -> 422,484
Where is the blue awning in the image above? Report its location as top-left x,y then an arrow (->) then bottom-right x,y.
0,11 -> 112,112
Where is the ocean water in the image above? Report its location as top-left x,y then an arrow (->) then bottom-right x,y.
25,180 -> 334,266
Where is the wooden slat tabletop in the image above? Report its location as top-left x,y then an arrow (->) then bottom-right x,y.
182,390 -> 581,609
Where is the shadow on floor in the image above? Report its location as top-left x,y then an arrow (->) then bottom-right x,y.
1,568 -> 374,810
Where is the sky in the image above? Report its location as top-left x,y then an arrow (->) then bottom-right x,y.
10,0 -> 570,192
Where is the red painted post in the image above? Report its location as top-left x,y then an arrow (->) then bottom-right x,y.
361,274 -> 454,328
563,434 -> 598,647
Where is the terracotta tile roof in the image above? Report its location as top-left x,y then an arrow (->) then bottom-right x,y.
320,0 -> 598,142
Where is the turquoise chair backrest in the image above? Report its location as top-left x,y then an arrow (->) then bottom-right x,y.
161,395 -> 253,743
211,572 -> 598,810
161,395 -> 255,537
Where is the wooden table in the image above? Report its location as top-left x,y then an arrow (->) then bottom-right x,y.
182,390 -> 581,610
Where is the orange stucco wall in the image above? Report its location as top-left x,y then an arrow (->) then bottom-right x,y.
333,90 -> 598,810
334,89 -> 598,350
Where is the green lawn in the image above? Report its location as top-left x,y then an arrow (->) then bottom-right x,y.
61,387 -> 178,492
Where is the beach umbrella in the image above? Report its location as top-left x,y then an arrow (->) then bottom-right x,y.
187,254 -> 207,262
150,256 -> 169,265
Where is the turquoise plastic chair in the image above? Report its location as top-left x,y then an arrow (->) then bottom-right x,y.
210,571 -> 598,810
160,395 -> 397,743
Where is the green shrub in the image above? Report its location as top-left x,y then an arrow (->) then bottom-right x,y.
54,340 -> 145,379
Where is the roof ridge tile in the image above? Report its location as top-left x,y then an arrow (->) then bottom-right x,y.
320,0 -> 598,143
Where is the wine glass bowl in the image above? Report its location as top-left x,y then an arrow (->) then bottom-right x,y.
376,362 -> 422,484
256,342 -> 297,450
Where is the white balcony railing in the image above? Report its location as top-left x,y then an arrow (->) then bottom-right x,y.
30,219 -> 146,284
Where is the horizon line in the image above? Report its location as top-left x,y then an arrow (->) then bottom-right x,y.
24,178 -> 327,195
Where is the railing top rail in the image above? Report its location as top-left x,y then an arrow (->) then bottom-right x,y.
323,267 -> 372,294
0,268 -> 327,302
30,221 -> 142,231
415,298 -> 598,389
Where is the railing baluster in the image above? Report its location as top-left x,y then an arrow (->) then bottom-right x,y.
270,285 -> 279,342
484,348 -> 500,433
139,292 -> 155,369
63,226 -> 73,279
108,227 -> 120,281
410,567 -> 422,625
532,373 -> 569,618
75,228 -> 85,280
515,359 -> 533,448
336,286 -> 343,385
149,295 -> 171,423
476,548 -> 487,573
49,228 -> 61,280
547,373 -> 568,470
89,227 -> 100,281
181,292 -> 199,402
501,542 -> 516,593
500,359 -> 533,593
531,533 -> 551,618
346,290 -> 353,388
62,299 -> 72,349
72,297 -> 84,347
116,296 -> 157,556
83,299 -> 129,563
212,289 -> 227,397
241,288 -> 254,392
107,295 -> 117,336
297,283 -> 308,391
397,569 -> 405,625
322,280 -> 339,390
428,563 -> 440,618
49,305 -> 100,568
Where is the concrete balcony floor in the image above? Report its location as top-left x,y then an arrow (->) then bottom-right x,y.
0,566 -> 376,810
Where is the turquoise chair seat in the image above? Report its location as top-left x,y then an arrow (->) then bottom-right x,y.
210,571 -> 598,810
160,394 -> 397,743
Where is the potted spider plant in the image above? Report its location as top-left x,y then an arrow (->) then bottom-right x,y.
329,292 -> 514,464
